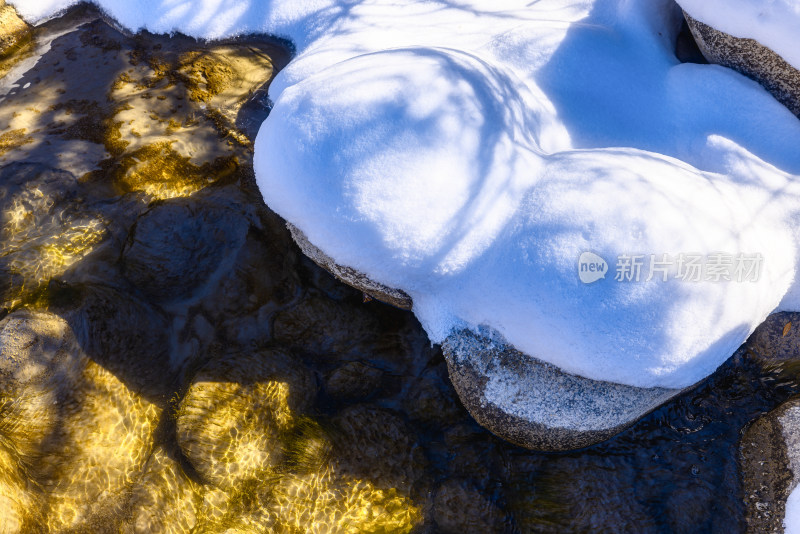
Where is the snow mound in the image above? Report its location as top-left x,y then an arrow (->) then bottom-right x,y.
677,0 -> 800,71
13,0 -> 800,388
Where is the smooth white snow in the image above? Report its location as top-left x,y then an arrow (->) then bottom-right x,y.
677,0 -> 800,71
787,484 -> 800,534
12,0 -> 800,388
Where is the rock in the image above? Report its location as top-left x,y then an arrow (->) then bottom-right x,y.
61,284 -> 174,398
287,231 -> 686,451
198,207 -> 301,347
0,310 -> 161,531
441,423 -> 504,484
684,12 -> 800,117
325,361 -> 383,400
0,7 -> 284,193
124,444 -> 201,534
330,405 -> 427,490
742,312 -> 800,370
0,163 -> 111,311
272,294 -> 380,357
267,468 -> 422,534
0,1 -> 30,58
740,396 -> 800,532
257,405 -> 425,533
176,387 -> 425,533
121,194 -> 251,303
0,311 -> 84,440
433,478 -> 505,534
442,328 -> 681,451
175,349 -> 315,488
0,9 -> 287,313
287,223 -> 412,309
0,310 -> 73,533
403,368 -> 464,425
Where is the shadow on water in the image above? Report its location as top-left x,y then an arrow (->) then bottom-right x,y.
0,2 -> 797,533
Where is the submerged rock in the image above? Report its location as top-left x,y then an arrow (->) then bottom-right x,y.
62,284 -> 174,398
433,478 -> 506,534
684,12 -> 800,117
175,353 -> 424,533
124,444 -> 201,534
742,311 -> 800,370
9,3 -> 800,532
0,310 -> 161,532
176,349 -> 315,488
325,360 -> 384,400
121,194 -> 252,303
0,163 -> 110,312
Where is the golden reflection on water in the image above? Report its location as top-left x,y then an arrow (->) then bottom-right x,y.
0,446 -> 32,534
0,314 -> 423,533
42,361 -> 160,531
272,470 -> 421,534
1,212 -> 107,310
127,444 -> 201,533
0,7 -> 272,309
112,141 -> 240,201
0,6 -> 423,533
176,352 -> 314,489
0,312 -> 159,532
172,353 -> 421,533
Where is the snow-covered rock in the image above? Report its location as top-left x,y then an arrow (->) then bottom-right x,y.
288,223 -> 412,309
14,0 -> 800,448
251,0 -> 800,393
676,0 -> 800,73
683,12 -> 800,117
788,483 -> 800,534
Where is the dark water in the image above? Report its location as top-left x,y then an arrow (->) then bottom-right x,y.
286,258 -> 800,533
0,4 -> 796,533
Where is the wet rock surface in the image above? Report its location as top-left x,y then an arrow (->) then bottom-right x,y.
740,397 -> 799,533
2,5 -> 800,533
684,12 -> 800,117
738,314 -> 800,532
